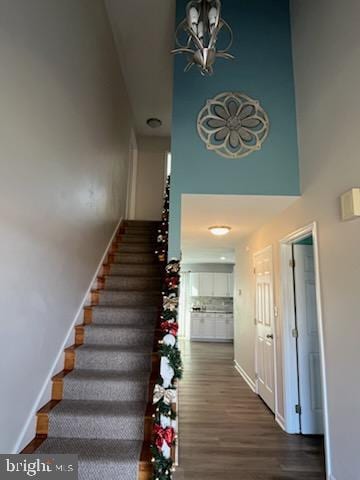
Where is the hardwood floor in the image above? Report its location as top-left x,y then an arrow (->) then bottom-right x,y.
175,341 -> 325,480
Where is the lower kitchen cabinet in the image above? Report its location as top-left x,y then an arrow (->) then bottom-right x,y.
191,312 -> 233,341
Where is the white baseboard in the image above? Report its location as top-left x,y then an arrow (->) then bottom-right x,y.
275,413 -> 286,431
234,361 -> 256,392
14,217 -> 123,453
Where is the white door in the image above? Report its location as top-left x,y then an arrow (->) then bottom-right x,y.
293,245 -> 324,434
254,247 -> 275,412
213,273 -> 228,297
199,273 -> 213,296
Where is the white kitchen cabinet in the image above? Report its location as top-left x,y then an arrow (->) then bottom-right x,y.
191,312 -> 233,341
191,313 -> 203,338
213,273 -> 227,296
225,315 -> 234,338
190,273 -> 200,296
198,273 -> 214,296
190,272 -> 234,297
215,315 -> 227,339
227,273 -> 234,297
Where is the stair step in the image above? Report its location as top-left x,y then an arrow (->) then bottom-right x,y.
94,290 -> 160,307
82,324 -> 154,347
104,275 -> 161,291
61,370 -> 151,402
86,306 -> 158,326
118,244 -> 156,253
117,235 -> 156,244
124,220 -> 160,227
123,228 -> 158,236
109,264 -> 160,276
114,253 -> 157,265
72,345 -> 154,372
45,400 -> 149,440
36,438 -> 147,480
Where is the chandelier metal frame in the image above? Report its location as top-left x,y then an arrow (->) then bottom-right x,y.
172,0 -> 234,76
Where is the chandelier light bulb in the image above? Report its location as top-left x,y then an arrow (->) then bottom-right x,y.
208,7 -> 219,31
189,6 -> 200,32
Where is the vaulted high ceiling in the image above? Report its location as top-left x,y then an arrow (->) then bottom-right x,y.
105,0 -> 176,137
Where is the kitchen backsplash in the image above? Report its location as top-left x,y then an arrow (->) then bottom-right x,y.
191,296 -> 233,312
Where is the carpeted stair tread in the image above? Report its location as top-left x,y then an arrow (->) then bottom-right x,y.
75,344 -> 153,371
47,400 -> 146,440
37,438 -> 143,480
114,253 -> 157,265
83,324 -> 154,346
117,244 -> 156,253
98,290 -> 160,306
63,369 -> 150,402
104,275 -> 161,291
109,264 -> 160,276
91,306 -> 158,325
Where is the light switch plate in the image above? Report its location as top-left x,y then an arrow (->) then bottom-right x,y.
341,188 -> 360,221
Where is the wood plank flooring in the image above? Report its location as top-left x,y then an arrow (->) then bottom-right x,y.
175,341 -> 325,480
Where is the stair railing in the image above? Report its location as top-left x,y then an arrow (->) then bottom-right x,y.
151,176 -> 182,480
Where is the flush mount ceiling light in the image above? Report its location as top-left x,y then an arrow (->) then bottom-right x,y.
208,225 -> 231,236
146,118 -> 162,129
172,0 -> 234,76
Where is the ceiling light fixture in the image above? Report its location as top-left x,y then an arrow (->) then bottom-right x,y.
172,0 -> 234,76
146,118 -> 162,129
208,225 -> 231,236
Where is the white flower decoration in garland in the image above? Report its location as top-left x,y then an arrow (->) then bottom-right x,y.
197,92 -> 270,159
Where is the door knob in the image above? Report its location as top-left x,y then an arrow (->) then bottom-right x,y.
266,334 -> 274,339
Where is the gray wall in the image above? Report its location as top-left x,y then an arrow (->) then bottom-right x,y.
135,136 -> 170,221
0,0 -> 134,452
234,1 -> 360,478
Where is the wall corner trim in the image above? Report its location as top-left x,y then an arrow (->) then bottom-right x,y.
234,360 -> 256,392
13,217 -> 123,453
275,413 -> 286,431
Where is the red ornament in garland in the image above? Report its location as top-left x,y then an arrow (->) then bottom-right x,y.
154,425 -> 175,451
160,321 -> 179,337
164,276 -> 179,290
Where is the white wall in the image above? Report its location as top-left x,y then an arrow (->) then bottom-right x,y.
0,0 -> 134,453
234,1 -> 360,478
135,136 -> 170,220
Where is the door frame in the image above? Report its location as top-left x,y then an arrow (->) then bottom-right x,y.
280,222 -> 331,476
125,129 -> 138,220
253,245 -> 278,415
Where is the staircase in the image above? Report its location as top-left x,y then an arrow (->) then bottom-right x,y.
23,220 -> 161,480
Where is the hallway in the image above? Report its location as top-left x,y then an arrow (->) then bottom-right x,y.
175,342 -> 325,480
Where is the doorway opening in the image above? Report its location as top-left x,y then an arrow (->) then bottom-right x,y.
280,223 -> 330,476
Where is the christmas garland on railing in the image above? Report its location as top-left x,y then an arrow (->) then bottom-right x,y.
152,177 -> 182,480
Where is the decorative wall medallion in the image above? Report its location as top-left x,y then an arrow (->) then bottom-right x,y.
197,92 -> 270,158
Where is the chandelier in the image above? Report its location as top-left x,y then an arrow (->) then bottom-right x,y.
172,0 -> 234,76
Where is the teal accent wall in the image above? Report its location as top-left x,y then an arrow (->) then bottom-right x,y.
169,0 -> 300,258
295,236 -> 313,246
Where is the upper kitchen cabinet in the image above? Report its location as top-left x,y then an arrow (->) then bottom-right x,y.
190,272 -> 233,297
213,273 -> 228,297
190,273 -> 200,296
198,273 -> 214,296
